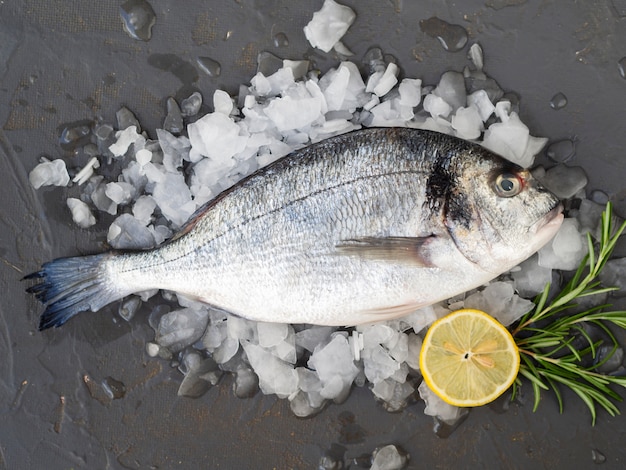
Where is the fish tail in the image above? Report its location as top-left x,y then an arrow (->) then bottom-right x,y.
24,253 -> 121,330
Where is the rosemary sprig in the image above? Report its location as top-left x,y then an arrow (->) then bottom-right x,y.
511,202 -> 626,424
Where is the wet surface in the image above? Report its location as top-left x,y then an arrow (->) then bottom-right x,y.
2,0 -> 626,468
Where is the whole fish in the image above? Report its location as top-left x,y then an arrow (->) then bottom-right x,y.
26,128 -> 563,330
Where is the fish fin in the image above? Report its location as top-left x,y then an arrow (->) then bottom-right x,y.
24,253 -> 119,330
336,236 -> 435,266
360,302 -> 423,318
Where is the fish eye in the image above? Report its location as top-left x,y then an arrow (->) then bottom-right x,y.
494,173 -> 522,197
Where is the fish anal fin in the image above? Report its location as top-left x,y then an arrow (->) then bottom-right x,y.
336,236 -> 436,267
360,302 -> 423,319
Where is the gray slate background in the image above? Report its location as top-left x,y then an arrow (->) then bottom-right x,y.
1,0 -> 626,468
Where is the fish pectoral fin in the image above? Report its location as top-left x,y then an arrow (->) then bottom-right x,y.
336,236 -> 436,266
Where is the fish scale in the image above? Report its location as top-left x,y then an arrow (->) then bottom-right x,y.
26,128 -> 563,330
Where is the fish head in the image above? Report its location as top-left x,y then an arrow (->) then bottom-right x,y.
443,150 -> 563,274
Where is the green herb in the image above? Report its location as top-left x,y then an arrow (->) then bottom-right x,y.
511,202 -> 626,424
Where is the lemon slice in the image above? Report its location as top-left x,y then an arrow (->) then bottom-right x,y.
419,308 -> 520,407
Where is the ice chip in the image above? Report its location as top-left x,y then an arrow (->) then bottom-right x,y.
152,173 -> 194,227
105,181 -> 135,205
109,125 -> 143,157
451,105 -> 484,140
511,255 -> 553,297
213,89 -> 234,115
242,342 -> 298,398
464,281 -> 534,326
264,95 -> 323,132
187,112 -> 249,161
373,63 -> 399,97
308,334 -> 359,391
370,445 -> 409,470
398,78 -> 422,107
423,94 -> 453,119
419,381 -> 467,424
108,213 -> 156,249
181,92 -> 203,117
303,0 -> 356,53
156,307 -> 210,352
537,164 -> 588,199
258,322 -> 289,348
538,218 -> 586,270
434,71 -> 466,112
66,198 -> 96,228
29,159 -> 70,189
467,90 -> 495,122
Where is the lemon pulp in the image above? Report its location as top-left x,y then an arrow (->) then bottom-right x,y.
419,308 -> 520,407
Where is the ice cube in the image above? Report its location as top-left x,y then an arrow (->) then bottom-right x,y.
303,0 -> 356,53
105,181 -> 135,205
181,91 -> 203,117
370,444 -> 409,470
538,218 -> 586,270
482,112 -> 547,168
537,164 -> 588,199
467,90 -> 495,122
156,307 -> 210,352
66,198 -> 96,228
242,342 -> 299,398
451,105 -> 484,140
511,255 -> 553,297
433,71 -> 466,112
398,78 -> 422,107
295,326 -> 337,352
373,63 -> 399,97
107,213 -> 156,249
109,126 -> 144,157
308,333 -> 360,394
152,173 -> 194,228
362,344 -> 400,384
419,381 -> 467,424
264,95 -> 324,132
29,159 -> 70,189
423,94 -> 453,119
132,195 -> 157,225
213,89 -> 234,115
187,112 -> 249,161
163,97 -> 183,134
599,257 -> 626,296
463,281 -> 534,326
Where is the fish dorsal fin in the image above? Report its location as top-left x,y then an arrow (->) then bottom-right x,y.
335,236 -> 435,267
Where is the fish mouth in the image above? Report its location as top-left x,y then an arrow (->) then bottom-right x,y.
530,202 -> 564,243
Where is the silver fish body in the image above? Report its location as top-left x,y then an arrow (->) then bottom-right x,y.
27,128 -> 563,329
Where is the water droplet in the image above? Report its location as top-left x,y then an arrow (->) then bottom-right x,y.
102,376 -> 126,400
197,57 -> 221,77
591,449 -> 607,464
545,139 -> 576,163
273,32 -> 289,48
119,0 -> 156,42
419,17 -> 468,52
550,92 -> 568,110
149,54 -> 199,84
590,189 -> 609,205
58,120 -> 93,151
618,57 -> 626,79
